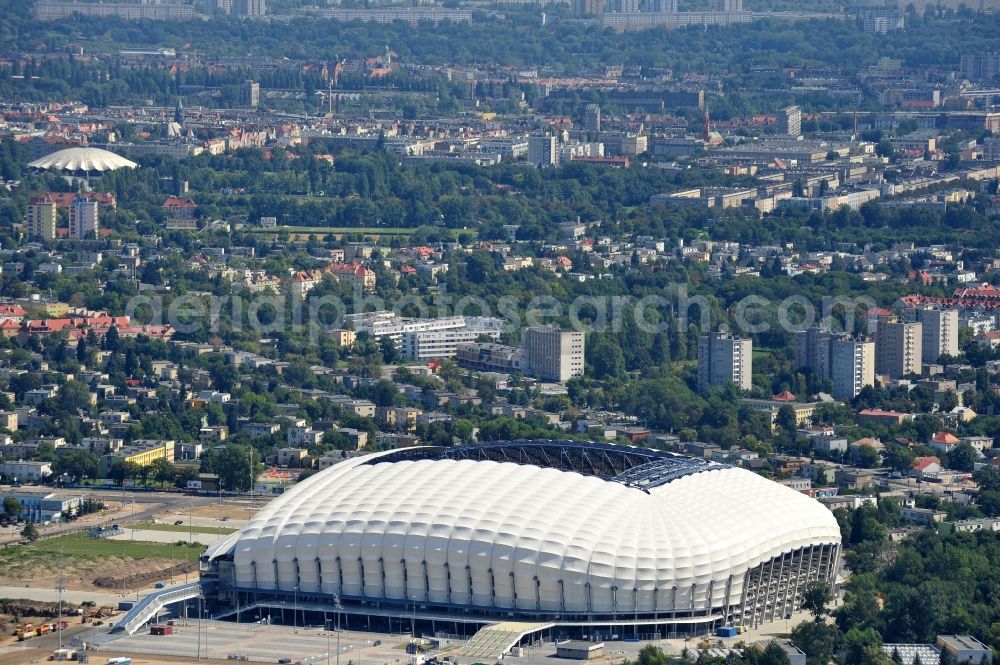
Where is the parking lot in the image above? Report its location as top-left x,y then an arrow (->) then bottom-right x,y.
102,621 -> 428,664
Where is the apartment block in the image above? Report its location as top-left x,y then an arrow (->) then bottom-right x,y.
528,135 -> 558,167
906,306 -> 959,363
35,2 -> 195,20
830,337 -> 876,401
795,327 -> 875,399
68,198 -> 98,240
961,53 -> 1000,82
776,105 -> 802,136
522,326 -> 585,382
876,320 -> 922,379
233,0 -> 266,16
403,328 -> 501,361
26,199 -> 57,241
697,331 -> 753,393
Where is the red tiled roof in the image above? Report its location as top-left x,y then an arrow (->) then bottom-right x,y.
163,197 -> 198,209
324,262 -> 374,277
858,409 -> 905,416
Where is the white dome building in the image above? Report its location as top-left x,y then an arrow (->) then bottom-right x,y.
202,441 -> 840,634
28,146 -> 137,173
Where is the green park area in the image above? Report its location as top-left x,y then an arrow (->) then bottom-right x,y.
135,522 -> 237,535
3,532 -> 206,564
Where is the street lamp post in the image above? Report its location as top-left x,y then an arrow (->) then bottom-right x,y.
334,595 -> 343,665
57,547 -> 64,649
197,595 -> 203,660
293,584 -> 299,633
234,593 -> 240,660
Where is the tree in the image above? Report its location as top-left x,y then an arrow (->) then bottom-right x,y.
149,458 -> 177,488
833,507 -> 853,543
776,405 -> 798,434
109,459 -> 142,487
855,444 -> 881,469
844,627 -> 885,665
202,444 -> 263,492
759,642 -> 792,665
974,466 -> 1000,492
801,580 -> 833,621
845,540 -> 887,575
882,445 -> 916,472
946,442 -> 978,472
635,645 -> 670,665
2,497 -> 22,521
588,334 -> 625,379
791,620 -> 841,665
379,336 -> 399,364
978,490 -> 1000,517
20,522 -> 39,543
52,449 -> 99,482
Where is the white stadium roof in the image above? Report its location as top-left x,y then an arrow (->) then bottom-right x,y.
208,444 -> 840,617
28,146 -> 137,172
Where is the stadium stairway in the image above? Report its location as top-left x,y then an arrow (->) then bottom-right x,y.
458,621 -> 553,660
110,581 -> 202,635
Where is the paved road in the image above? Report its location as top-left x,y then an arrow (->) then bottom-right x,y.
0,584 -> 125,606
0,485 -> 223,545
105,621 -> 415,664
155,514 -> 250,530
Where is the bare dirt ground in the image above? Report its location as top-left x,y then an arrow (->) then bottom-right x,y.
182,500 -> 267,520
0,555 -> 193,593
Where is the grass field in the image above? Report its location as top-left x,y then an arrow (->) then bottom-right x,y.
28,533 -> 206,562
139,522 -> 237,535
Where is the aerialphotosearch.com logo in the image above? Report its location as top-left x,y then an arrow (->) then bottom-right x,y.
124,285 -> 879,344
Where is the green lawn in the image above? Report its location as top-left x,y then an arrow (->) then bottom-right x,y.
27,532 -> 206,562
138,522 -> 237,535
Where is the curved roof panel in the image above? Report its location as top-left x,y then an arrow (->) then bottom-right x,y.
28,147 -> 137,172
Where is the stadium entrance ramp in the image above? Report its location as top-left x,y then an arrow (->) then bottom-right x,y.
459,621 -> 554,660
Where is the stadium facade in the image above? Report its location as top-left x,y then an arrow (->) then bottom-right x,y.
201,441 -> 840,636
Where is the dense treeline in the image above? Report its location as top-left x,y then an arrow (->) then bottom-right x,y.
793,520 -> 1000,664
6,141 -> 996,254
2,1 -> 1000,78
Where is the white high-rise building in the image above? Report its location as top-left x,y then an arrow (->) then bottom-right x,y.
697,331 -> 752,393
830,337 -> 875,401
68,198 -> 98,240
522,326 -> 584,382
907,306 -> 959,363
